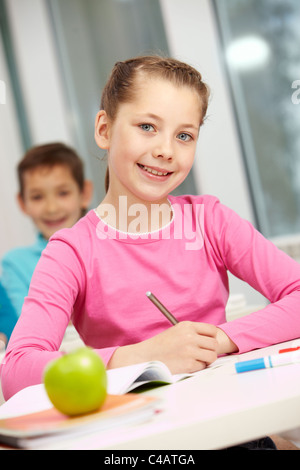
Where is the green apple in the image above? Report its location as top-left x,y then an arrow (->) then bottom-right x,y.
43,347 -> 107,416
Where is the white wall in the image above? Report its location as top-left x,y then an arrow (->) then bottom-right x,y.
5,0 -> 72,145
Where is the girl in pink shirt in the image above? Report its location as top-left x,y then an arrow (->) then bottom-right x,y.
1,56 -> 300,403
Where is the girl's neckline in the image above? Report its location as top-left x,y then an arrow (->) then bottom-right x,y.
93,197 -> 175,242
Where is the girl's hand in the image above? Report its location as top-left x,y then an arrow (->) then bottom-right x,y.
141,321 -> 219,374
107,321 -> 237,374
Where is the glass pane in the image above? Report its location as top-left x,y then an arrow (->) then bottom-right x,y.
47,0 -> 197,205
214,0 -> 300,238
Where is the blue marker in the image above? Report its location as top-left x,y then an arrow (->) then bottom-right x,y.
235,350 -> 300,373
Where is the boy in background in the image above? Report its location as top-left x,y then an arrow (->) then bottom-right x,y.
1,142 -> 93,318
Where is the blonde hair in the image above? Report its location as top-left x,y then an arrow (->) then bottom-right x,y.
100,55 -> 210,192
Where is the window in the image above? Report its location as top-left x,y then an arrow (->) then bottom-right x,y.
214,0 -> 300,238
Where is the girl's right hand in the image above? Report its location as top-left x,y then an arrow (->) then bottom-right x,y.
107,321 -> 221,374
143,321 -> 219,374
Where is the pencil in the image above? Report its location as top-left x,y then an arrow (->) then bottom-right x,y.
146,291 -> 179,325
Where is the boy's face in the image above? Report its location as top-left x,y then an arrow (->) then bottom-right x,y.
18,164 -> 88,240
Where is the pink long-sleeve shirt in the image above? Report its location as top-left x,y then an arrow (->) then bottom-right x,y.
2,194 -> 300,400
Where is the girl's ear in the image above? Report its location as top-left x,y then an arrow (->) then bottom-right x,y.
95,110 -> 111,150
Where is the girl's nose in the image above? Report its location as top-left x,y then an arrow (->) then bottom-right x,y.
152,136 -> 173,161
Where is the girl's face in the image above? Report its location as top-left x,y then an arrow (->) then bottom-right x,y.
18,164 -> 91,240
95,77 -> 203,205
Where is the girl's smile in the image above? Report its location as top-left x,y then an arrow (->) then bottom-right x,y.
137,163 -> 173,180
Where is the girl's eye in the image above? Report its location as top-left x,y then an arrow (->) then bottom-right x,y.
177,132 -> 192,142
140,124 -> 155,132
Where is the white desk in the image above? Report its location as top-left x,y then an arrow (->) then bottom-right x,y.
92,340 -> 300,451
2,339 -> 300,450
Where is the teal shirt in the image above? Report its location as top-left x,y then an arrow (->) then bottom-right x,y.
0,281 -> 18,340
1,233 -> 48,317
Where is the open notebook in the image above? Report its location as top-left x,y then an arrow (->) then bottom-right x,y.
107,355 -> 234,394
107,360 -> 194,394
